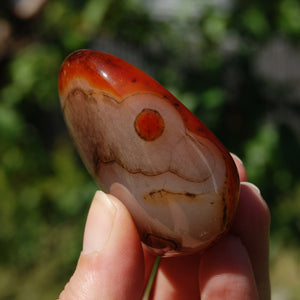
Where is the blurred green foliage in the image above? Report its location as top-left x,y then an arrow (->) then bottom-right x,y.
0,0 -> 299,298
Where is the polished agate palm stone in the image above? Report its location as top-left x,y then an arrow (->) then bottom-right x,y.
58,50 -> 240,257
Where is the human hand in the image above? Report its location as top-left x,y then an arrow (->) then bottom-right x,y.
58,155 -> 270,300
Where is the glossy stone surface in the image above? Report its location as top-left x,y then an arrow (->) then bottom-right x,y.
58,50 -> 240,257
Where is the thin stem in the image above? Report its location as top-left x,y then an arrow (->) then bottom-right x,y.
142,256 -> 161,300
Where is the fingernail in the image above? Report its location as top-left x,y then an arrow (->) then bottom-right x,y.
230,153 -> 243,165
241,182 -> 261,195
82,191 -> 116,254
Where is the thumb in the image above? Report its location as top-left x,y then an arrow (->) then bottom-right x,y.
58,191 -> 145,300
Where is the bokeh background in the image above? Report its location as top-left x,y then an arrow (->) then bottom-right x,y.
1,0 -> 300,299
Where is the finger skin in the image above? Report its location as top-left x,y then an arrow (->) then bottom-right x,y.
231,183 -> 271,300
231,153 -> 247,182
150,254 -> 201,300
231,154 -> 271,299
59,192 -> 145,300
199,235 -> 258,300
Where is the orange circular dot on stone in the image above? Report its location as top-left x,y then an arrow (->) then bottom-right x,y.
134,108 -> 165,141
